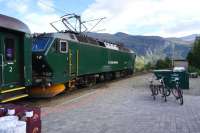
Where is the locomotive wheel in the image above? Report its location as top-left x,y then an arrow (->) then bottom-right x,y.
29,84 -> 65,98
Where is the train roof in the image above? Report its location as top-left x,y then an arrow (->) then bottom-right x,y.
34,32 -> 135,54
0,14 -> 30,33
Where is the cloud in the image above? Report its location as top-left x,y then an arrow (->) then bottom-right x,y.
37,0 -> 55,13
3,0 -> 60,33
3,0 -> 200,36
6,0 -> 29,14
82,0 -> 200,37
23,0 -> 60,33
24,13 -> 60,33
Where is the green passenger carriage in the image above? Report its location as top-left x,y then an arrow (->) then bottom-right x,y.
0,14 -> 32,102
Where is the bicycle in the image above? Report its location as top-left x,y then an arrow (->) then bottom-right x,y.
149,79 -> 158,100
171,77 -> 184,105
151,69 -> 185,106
159,78 -> 171,102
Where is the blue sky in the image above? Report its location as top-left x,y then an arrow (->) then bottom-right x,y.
0,0 -> 200,37
0,0 -> 94,17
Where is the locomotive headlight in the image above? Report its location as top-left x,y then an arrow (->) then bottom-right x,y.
36,55 -> 43,60
38,56 -> 42,59
47,83 -> 51,87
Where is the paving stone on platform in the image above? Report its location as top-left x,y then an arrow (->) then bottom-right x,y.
41,74 -> 200,133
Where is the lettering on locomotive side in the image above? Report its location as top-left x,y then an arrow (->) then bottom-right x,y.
108,61 -> 119,65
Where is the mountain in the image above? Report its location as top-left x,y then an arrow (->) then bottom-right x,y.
180,34 -> 199,42
86,32 -> 193,59
166,37 -> 192,46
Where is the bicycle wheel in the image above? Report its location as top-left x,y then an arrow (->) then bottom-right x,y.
153,89 -> 156,100
150,85 -> 156,100
150,84 -> 154,95
150,84 -> 154,99
159,85 -> 164,95
172,88 -> 179,98
150,85 -> 158,100
158,86 -> 162,94
161,86 -> 167,102
177,88 -> 183,105
154,86 -> 159,95
165,89 -> 171,96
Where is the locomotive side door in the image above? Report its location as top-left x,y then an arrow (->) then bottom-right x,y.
2,33 -> 22,85
68,48 -> 78,77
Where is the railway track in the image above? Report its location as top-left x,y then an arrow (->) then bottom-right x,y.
13,75 -> 134,108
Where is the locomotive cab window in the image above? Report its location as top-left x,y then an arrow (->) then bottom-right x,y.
32,37 -> 53,52
4,38 -> 15,62
60,40 -> 68,53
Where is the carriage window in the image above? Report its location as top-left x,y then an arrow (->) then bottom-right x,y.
4,38 -> 15,62
60,41 -> 68,53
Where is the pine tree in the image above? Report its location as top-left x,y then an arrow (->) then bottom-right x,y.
187,37 -> 200,68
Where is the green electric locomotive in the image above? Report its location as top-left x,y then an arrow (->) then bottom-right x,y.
30,32 -> 136,97
0,14 -> 136,102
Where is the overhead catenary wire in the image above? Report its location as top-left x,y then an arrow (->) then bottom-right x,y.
38,1 -> 106,33
38,0 -> 66,14
87,17 -> 106,32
